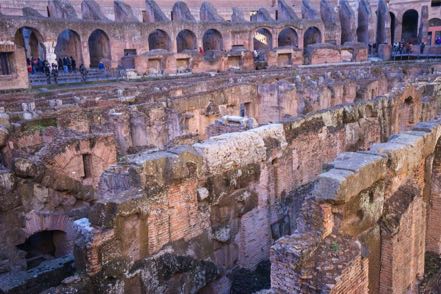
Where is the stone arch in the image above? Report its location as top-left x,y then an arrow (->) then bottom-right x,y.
202,29 -> 223,51
88,29 -> 111,68
253,27 -> 273,51
390,12 -> 396,44
176,29 -> 197,53
402,9 -> 419,44
303,26 -> 322,49
398,96 -> 416,131
278,27 -> 298,48
17,211 -> 76,268
17,230 -> 69,269
429,18 -> 441,27
148,29 -> 171,51
55,29 -> 83,65
15,27 -> 46,60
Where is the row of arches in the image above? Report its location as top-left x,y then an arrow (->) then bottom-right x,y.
389,9 -> 419,44
15,27 -> 111,68
15,25 -> 323,68
153,27 -> 311,53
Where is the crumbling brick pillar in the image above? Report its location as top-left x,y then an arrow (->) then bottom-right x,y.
427,140 -> 441,254
379,186 -> 425,294
270,233 -> 369,293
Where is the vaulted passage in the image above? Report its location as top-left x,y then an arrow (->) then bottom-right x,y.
402,9 -> 419,43
55,29 -> 83,65
203,29 -> 223,51
278,27 -> 298,48
148,29 -> 171,51
88,29 -> 111,68
15,27 -> 45,60
390,12 -> 396,44
303,26 -> 322,48
16,230 -> 68,269
176,29 -> 197,53
253,28 -> 273,51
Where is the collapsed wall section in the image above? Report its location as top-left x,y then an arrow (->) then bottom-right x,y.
60,80 -> 441,293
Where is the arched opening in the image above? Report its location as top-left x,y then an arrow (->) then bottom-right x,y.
390,12 -> 396,44
88,29 -> 111,68
278,27 -> 298,48
16,230 -> 68,269
357,14 -> 369,45
176,29 -> 197,53
398,96 -> 415,130
428,18 -> 441,45
55,29 -> 83,66
148,29 -> 171,51
402,9 -> 419,44
15,27 -> 46,60
202,29 -> 223,52
429,18 -> 441,27
303,27 -> 322,49
253,28 -> 273,51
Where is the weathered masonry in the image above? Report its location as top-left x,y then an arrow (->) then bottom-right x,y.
0,59 -> 440,292
1,0 -> 439,90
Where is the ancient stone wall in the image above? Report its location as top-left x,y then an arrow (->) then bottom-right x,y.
270,115 -> 441,293
57,77 -> 440,293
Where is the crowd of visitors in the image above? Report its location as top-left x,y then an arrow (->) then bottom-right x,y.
26,56 -> 89,84
27,56 -> 77,74
57,56 -> 77,73
392,41 -> 426,55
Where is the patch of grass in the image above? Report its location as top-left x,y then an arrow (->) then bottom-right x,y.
22,117 -> 57,133
330,241 -> 340,253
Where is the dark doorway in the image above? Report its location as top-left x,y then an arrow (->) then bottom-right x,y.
402,9 -> 419,44
278,27 -> 298,48
303,27 -> 322,49
148,29 -> 171,51
88,29 -> 111,68
202,29 -> 223,51
390,12 -> 396,44
17,230 -> 68,269
176,30 -> 197,53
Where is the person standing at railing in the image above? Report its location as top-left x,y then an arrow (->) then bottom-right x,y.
43,60 -> 51,85
51,63 -> 58,85
70,57 -> 76,72
79,64 -> 88,82
420,42 -> 425,54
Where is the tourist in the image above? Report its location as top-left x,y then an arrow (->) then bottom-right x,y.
38,58 -> 44,73
63,56 -> 69,73
199,47 -> 205,55
67,57 -> 72,72
79,64 -> 88,82
51,63 -> 59,84
70,56 -> 76,72
43,60 -> 51,84
398,42 -> 404,54
57,57 -> 63,70
420,42 -> 425,54
26,58 -> 32,74
98,61 -> 105,71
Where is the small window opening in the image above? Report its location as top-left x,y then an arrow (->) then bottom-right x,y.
0,53 -> 13,75
16,230 -> 67,269
82,154 -> 92,179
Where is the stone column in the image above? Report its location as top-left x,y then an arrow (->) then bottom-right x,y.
44,41 -> 57,64
418,5 -> 429,44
